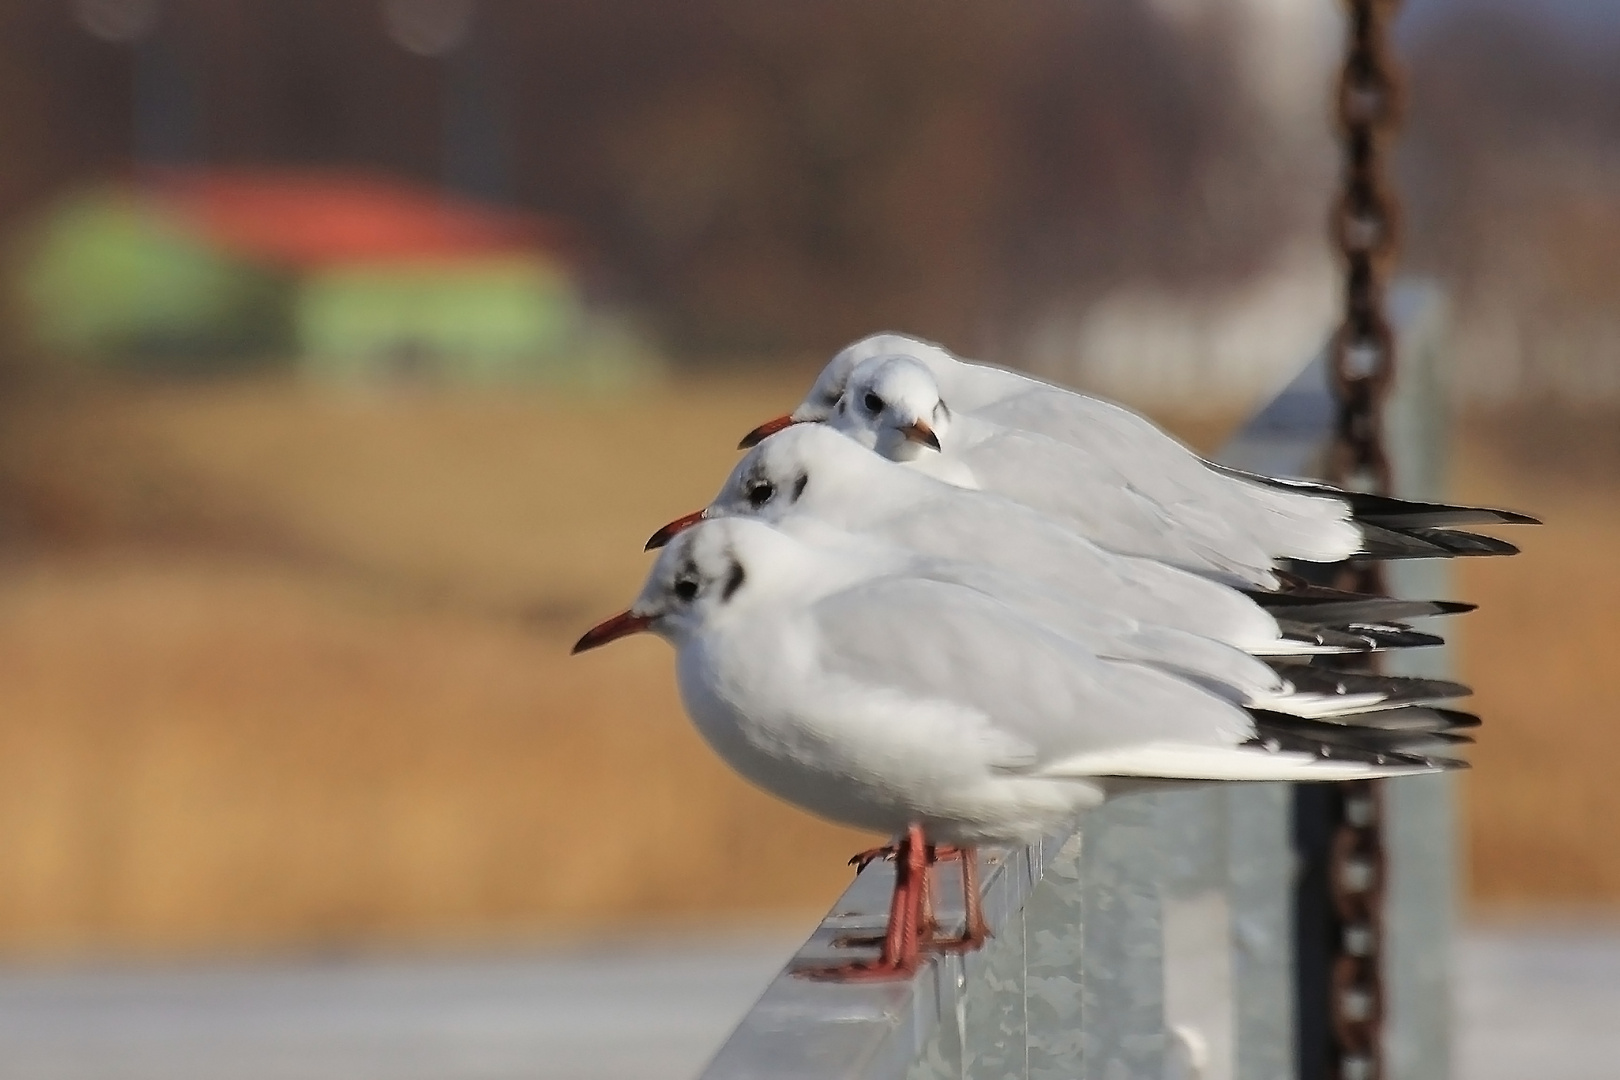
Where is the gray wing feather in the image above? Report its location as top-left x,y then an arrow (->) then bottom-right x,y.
897,557 -> 1284,701
972,391 -> 1363,564
810,577 -> 1256,771
863,494 -> 1284,646
950,419 -> 1278,585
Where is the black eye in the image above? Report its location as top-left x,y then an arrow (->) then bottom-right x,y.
673,579 -> 699,601
747,481 -> 776,508
863,392 -> 884,414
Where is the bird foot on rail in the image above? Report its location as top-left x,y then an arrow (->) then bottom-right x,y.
796,955 -> 925,982
813,835 -> 990,976
797,826 -> 930,982
841,840 -> 962,948
921,846 -> 991,953
848,842 -> 966,872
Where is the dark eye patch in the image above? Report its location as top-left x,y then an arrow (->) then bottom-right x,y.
791,473 -> 808,501
720,561 -> 747,602
863,392 -> 884,414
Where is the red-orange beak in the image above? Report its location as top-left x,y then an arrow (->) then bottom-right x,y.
572,610 -> 654,654
900,420 -> 941,450
645,509 -> 707,550
738,414 -> 801,450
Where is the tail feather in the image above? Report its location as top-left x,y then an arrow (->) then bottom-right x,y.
1251,586 -> 1476,624
1249,711 -> 1472,769
1356,524 -> 1521,559
1356,525 -> 1456,558
1255,713 -> 1474,752
1266,667 -> 1472,717
1297,704 -> 1481,732
1272,621 -> 1446,654
1339,623 -> 1448,650
1328,487 -> 1538,528
1350,498 -> 1540,529
1212,464 -> 1540,527
1401,527 -> 1521,557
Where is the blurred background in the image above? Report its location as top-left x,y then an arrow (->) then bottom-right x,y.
0,0 -> 1615,1074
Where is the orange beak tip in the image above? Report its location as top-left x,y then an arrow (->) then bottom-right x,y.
902,421 -> 941,451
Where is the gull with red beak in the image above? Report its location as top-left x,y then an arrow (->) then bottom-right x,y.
743,334 -> 1536,587
737,332 -> 959,449
574,517 -> 1464,980
823,356 -> 1304,585
647,424 -> 1470,657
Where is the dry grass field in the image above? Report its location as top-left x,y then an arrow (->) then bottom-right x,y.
0,375 -> 1608,954
0,370 -> 885,954
1450,408 -> 1620,911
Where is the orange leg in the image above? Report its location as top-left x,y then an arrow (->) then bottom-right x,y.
801,824 -> 930,981
926,846 -> 991,953
845,841 -> 959,943
843,842 -> 991,956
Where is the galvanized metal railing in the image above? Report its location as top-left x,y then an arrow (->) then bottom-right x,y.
699,283 -> 1454,1080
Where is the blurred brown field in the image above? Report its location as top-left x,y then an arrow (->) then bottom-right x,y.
0,376 -> 1608,954
1451,407 -> 1620,911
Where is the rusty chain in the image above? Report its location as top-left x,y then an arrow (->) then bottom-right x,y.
1328,0 -> 1404,494
1322,2 -> 1405,1079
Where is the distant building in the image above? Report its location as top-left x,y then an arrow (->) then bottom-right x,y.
16,168 -> 654,386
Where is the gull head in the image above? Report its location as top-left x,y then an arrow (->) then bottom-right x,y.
648,425 -> 883,549
828,356 -> 951,462
579,519 -> 837,652
802,333 -> 958,423
710,430 -> 816,527
737,332 -> 953,448
578,519 -> 763,651
713,424 -> 896,522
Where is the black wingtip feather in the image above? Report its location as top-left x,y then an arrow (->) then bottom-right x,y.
1251,587 -> 1477,623
1247,712 -> 1474,770
1278,666 -> 1474,705
1276,621 -> 1447,652
1210,464 -> 1539,528
1356,524 -> 1522,560
1404,527 -> 1522,557
1356,525 -> 1454,559
1345,494 -> 1541,529
1248,705 -> 1481,733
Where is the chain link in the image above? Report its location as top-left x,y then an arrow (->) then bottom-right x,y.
1323,2 -> 1405,1078
1328,0 -> 1404,494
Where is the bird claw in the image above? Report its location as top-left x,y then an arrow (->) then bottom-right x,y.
793,957 -> 921,982
849,843 -> 966,872
848,845 -> 896,871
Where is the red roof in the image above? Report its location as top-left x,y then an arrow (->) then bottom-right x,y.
146,168 -> 567,269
